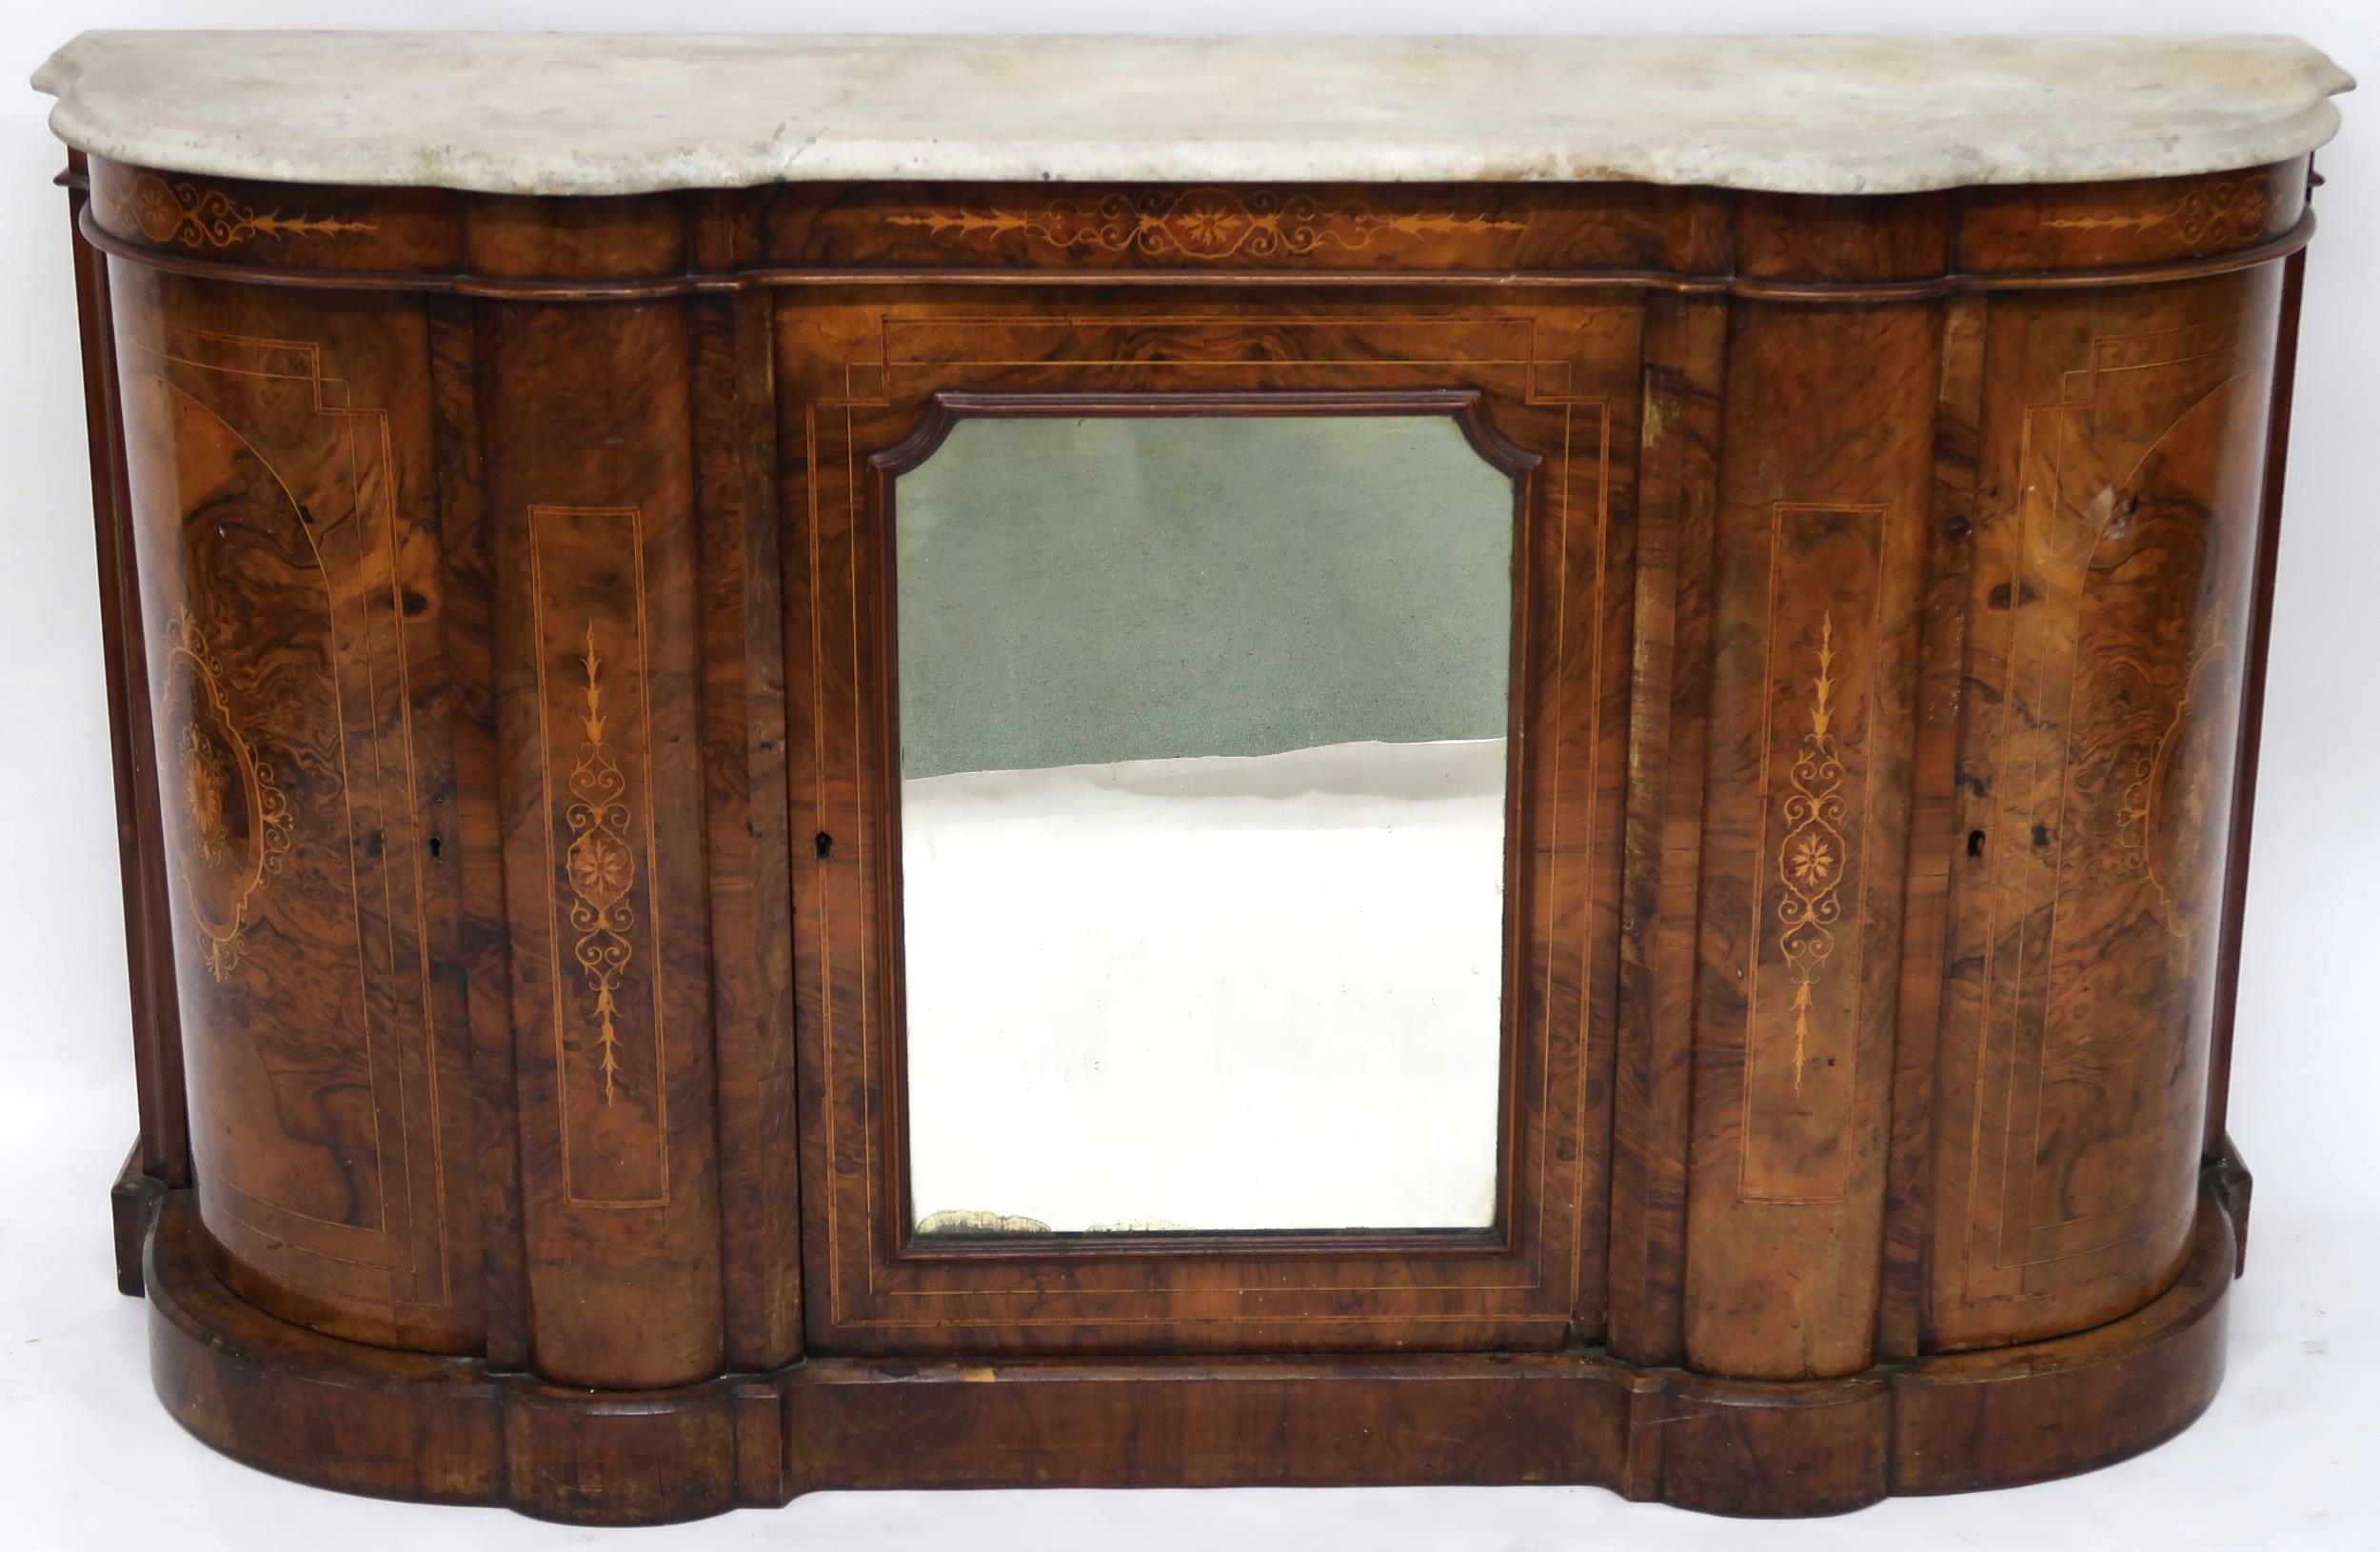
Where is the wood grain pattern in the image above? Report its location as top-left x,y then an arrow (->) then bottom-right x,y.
763,181 -> 1731,275
1959,162 -> 2308,273
691,189 -> 803,1373
1608,289 -> 1727,1365
1929,269 -> 2283,1349
68,153 -> 191,1221
1680,302 -> 1938,1379
77,159 -> 2311,297
1875,292 -> 1988,1361
136,1176 -> 2243,1522
481,298 -> 724,1386
2205,214 -> 2313,1176
62,148 -> 2316,1517
110,266 -> 478,1351
89,157 -> 464,274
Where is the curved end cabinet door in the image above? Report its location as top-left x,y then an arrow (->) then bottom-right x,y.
110,263 -> 483,1353
1927,266 -> 2283,1352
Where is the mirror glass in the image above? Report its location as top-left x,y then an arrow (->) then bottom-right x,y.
896,411 -> 1514,1235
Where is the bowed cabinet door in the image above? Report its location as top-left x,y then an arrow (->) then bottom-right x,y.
1927,266 -> 2285,1352
105,261 -> 486,1354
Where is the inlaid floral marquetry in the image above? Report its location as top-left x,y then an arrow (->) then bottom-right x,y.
1775,612 -> 1847,1095
526,505 -> 670,1207
564,622 -> 637,1104
1735,505 -> 1890,1206
159,607 -> 290,982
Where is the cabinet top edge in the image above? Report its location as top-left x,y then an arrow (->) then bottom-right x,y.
32,31 -> 2353,199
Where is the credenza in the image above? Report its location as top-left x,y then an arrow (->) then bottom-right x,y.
34,30 -> 2352,1522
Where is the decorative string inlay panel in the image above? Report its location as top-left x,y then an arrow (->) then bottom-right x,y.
116,170 -> 375,249
526,505 -> 671,1207
882,188 -> 1528,259
1934,297 -> 2276,1341
1738,504 -> 1889,1206
114,302 -> 456,1323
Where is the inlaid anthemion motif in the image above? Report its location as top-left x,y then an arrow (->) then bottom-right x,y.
160,607 -> 290,981
565,622 -> 637,1104
120,170 -> 375,249
883,187 -> 1525,259
1775,611 -> 1847,1095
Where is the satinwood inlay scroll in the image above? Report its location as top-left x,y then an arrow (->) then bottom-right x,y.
2043,176 -> 2277,245
119,170 -> 376,249
1776,611 -> 1846,1094
1741,504 -> 1889,1204
564,622 -> 636,1104
526,505 -> 670,1205
883,188 -> 1527,259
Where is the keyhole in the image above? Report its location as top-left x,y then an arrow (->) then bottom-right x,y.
815,831 -> 835,861
1967,829 -> 1987,858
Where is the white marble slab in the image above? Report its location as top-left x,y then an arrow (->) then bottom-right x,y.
32,31 -> 2352,197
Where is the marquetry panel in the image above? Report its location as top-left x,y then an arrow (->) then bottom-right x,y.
109,266 -> 476,1351
781,289 -> 1639,1356
763,182 -> 1731,274
1734,503 -> 1894,1204
1957,160 -> 2307,273
480,299 -> 724,1388
523,505 -> 670,1204
89,159 -> 463,273
1929,269 -> 2282,1349
1681,301 -> 1938,1380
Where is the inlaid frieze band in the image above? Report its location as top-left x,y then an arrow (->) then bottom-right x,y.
881,187 -> 1529,260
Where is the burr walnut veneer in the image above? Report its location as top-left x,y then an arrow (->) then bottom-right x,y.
38,31 -> 2348,1523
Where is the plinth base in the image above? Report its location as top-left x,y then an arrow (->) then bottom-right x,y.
125,1181 -> 2240,1523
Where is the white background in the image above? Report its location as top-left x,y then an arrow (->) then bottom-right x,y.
2,2 -> 2374,1548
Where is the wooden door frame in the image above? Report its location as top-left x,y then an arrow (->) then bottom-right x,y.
781,287 -> 1636,1356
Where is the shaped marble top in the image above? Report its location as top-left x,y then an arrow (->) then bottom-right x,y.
32,31 -> 2354,198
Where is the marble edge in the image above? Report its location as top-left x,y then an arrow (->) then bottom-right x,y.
30,31 -> 2358,198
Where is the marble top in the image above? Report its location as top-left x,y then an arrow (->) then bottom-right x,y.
32,31 -> 2353,198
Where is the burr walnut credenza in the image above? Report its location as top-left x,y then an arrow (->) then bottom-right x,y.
34,30 -> 2353,1523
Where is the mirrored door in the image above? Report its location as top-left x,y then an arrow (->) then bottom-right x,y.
785,295 -> 1626,1356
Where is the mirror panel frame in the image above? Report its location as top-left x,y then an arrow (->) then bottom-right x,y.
783,289 -> 1637,1356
